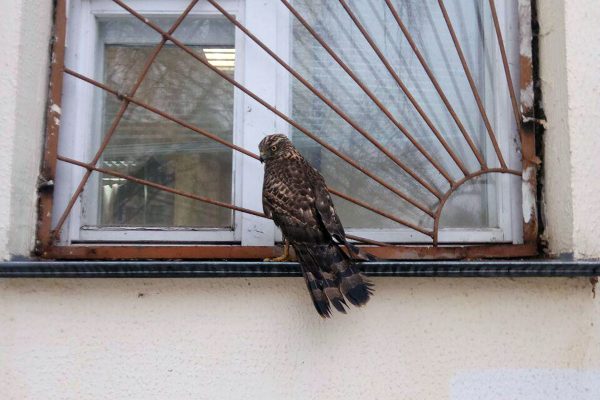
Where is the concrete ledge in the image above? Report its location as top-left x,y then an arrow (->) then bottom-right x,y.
0,260 -> 598,278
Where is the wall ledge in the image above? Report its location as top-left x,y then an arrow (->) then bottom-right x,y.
0,260 -> 598,278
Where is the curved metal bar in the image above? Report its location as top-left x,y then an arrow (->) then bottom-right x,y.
436,0 -> 507,169
52,0 -> 200,239
62,68 -> 433,232
279,0 -> 459,183
337,0 -> 487,170
208,0 -> 444,197
112,0 -> 435,217
433,168 -> 522,244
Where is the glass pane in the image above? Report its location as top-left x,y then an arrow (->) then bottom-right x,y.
290,0 -> 498,230
94,16 -> 235,228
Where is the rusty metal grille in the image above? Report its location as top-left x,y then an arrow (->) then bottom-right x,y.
37,0 -> 538,260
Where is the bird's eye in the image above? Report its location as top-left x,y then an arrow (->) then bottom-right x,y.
271,145 -> 277,151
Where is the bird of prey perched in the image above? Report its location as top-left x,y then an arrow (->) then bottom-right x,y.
259,134 -> 374,317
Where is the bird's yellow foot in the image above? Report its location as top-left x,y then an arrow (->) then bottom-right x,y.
264,254 -> 292,262
264,241 -> 291,262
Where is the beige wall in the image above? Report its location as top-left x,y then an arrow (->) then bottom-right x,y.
540,0 -> 600,258
0,1 -> 599,399
0,0 -> 52,260
1,277 -> 599,399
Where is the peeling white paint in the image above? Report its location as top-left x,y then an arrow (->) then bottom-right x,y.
522,166 -> 536,224
518,0 -> 533,59
520,81 -> 534,111
49,103 -> 61,115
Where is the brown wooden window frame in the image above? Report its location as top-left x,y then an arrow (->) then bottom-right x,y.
36,0 -> 539,260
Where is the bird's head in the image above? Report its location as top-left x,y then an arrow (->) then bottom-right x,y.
258,134 -> 296,163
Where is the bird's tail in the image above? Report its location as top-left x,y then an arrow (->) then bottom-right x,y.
294,243 -> 373,318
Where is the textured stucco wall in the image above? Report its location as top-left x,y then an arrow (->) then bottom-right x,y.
562,1 -> 600,258
540,0 -> 600,258
538,0 -> 572,256
0,0 -> 52,260
1,277 -> 599,400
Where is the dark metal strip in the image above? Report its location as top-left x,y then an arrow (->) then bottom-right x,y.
1,260 -> 598,278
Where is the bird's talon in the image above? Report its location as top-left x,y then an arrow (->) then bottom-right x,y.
264,240 -> 291,262
264,254 -> 292,262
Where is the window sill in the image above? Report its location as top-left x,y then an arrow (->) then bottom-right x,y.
0,260 -> 598,278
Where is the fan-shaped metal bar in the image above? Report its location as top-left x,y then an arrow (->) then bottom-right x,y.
207,0 -> 448,195
337,0 -> 487,170
278,0 -> 462,182
42,0 -> 533,255
112,0 -> 434,216
436,0 -> 506,169
59,69 -> 429,236
384,0 -> 506,170
279,1 -> 473,181
51,0 -> 200,239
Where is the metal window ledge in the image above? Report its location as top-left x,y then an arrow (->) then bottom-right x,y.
0,260 -> 598,278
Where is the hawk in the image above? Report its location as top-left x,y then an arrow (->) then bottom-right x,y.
259,134 -> 374,317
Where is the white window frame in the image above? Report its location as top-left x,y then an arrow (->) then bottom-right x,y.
54,0 -> 522,246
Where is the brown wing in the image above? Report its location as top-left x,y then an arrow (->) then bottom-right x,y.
305,164 -> 346,243
262,158 -> 326,244
306,161 -> 376,261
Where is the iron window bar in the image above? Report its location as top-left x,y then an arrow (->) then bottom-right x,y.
37,0 -> 538,260
60,68 -> 430,237
212,0 -> 455,188
338,0 -> 488,170
281,0 -> 469,178
110,0 -> 436,214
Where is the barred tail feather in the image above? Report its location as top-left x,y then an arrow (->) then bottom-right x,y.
296,245 -> 347,317
302,270 -> 331,318
338,266 -> 374,307
294,242 -> 372,317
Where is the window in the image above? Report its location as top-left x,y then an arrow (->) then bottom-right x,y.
39,0 -> 537,259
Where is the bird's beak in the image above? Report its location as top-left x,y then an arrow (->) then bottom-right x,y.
259,152 -> 265,163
